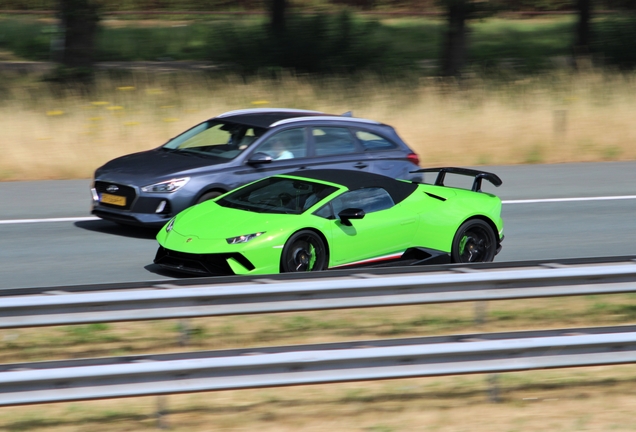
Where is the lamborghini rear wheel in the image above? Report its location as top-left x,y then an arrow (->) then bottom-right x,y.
451,219 -> 497,263
281,230 -> 327,272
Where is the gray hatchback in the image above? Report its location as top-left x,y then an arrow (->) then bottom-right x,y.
91,108 -> 422,227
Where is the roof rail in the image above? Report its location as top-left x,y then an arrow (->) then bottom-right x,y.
216,108 -> 324,118
270,115 -> 381,128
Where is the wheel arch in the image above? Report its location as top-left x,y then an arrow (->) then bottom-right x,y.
457,215 -> 500,246
279,227 -> 331,273
193,187 -> 227,204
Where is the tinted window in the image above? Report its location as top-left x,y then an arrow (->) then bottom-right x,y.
355,130 -> 398,151
316,187 -> 394,219
312,127 -> 358,156
254,128 -> 307,160
218,177 -> 337,215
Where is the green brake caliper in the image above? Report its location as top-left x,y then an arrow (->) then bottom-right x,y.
459,235 -> 468,256
307,244 -> 316,270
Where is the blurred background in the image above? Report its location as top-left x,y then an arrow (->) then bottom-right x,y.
0,0 -> 635,180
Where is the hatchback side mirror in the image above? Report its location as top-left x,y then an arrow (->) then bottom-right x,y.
247,152 -> 273,165
338,208 -> 365,226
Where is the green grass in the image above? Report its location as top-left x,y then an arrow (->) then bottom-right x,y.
0,17 -> 53,60
469,17 -> 576,71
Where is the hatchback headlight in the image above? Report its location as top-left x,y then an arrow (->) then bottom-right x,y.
142,177 -> 190,193
226,232 -> 264,244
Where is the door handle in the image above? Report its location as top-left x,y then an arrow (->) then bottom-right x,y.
354,162 -> 368,169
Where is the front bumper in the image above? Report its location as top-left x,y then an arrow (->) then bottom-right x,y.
154,246 -> 255,275
92,206 -> 174,227
91,182 -> 182,227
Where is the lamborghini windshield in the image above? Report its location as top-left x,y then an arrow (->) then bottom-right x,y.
217,177 -> 338,214
162,120 -> 265,160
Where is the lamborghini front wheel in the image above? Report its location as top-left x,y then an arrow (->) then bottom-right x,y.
281,230 -> 327,272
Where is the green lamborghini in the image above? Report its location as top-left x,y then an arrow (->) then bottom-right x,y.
154,168 -> 504,275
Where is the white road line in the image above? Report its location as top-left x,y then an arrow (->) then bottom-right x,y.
0,216 -> 99,225
1,195 -> 635,225
503,195 -> 636,204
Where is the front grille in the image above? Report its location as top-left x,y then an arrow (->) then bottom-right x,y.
154,247 -> 255,276
94,181 -> 137,210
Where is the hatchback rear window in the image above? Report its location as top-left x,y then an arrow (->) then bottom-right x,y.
355,130 -> 398,151
313,127 -> 358,156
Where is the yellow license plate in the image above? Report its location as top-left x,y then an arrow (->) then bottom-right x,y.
101,193 -> 126,206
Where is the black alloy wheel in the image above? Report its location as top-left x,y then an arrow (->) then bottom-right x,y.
451,219 -> 497,263
281,230 -> 327,272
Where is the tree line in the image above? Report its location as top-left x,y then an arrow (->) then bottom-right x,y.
38,0 -> 636,80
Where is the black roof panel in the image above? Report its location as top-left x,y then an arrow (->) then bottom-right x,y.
289,169 -> 418,204
218,112 -> 328,129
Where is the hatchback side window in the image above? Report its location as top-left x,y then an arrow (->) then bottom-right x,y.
355,130 -> 398,151
254,128 -> 307,160
316,187 -> 394,219
312,127 -> 358,156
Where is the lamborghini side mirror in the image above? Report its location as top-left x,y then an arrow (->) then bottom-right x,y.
338,208 -> 365,226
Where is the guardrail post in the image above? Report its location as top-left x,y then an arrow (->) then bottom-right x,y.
474,301 -> 488,325
178,319 -> 190,346
156,395 -> 169,429
487,374 -> 500,403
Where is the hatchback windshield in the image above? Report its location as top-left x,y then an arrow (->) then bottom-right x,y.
217,177 -> 338,214
162,121 -> 264,159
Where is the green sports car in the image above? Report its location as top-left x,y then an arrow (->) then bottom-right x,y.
154,168 -> 503,275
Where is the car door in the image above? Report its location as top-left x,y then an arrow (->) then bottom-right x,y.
316,187 -> 418,266
231,127 -> 312,187
352,128 -> 418,180
308,126 -> 372,172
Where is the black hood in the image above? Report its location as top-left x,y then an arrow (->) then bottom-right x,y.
96,148 -> 230,182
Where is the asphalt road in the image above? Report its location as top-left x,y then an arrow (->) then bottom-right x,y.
1,161 -> 635,290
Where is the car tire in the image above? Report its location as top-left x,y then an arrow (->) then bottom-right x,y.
451,219 -> 497,263
196,190 -> 223,204
281,230 -> 328,273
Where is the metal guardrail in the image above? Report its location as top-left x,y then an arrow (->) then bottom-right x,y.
2,325 -> 636,407
3,260 -> 636,329
4,255 -> 635,297
4,258 -> 636,408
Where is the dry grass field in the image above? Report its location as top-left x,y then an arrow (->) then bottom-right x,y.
4,368 -> 636,431
1,68 -> 635,181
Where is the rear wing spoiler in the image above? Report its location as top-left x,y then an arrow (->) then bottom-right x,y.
411,167 -> 502,192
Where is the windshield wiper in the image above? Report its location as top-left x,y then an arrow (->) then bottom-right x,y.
161,147 -> 196,156
180,148 -> 222,159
